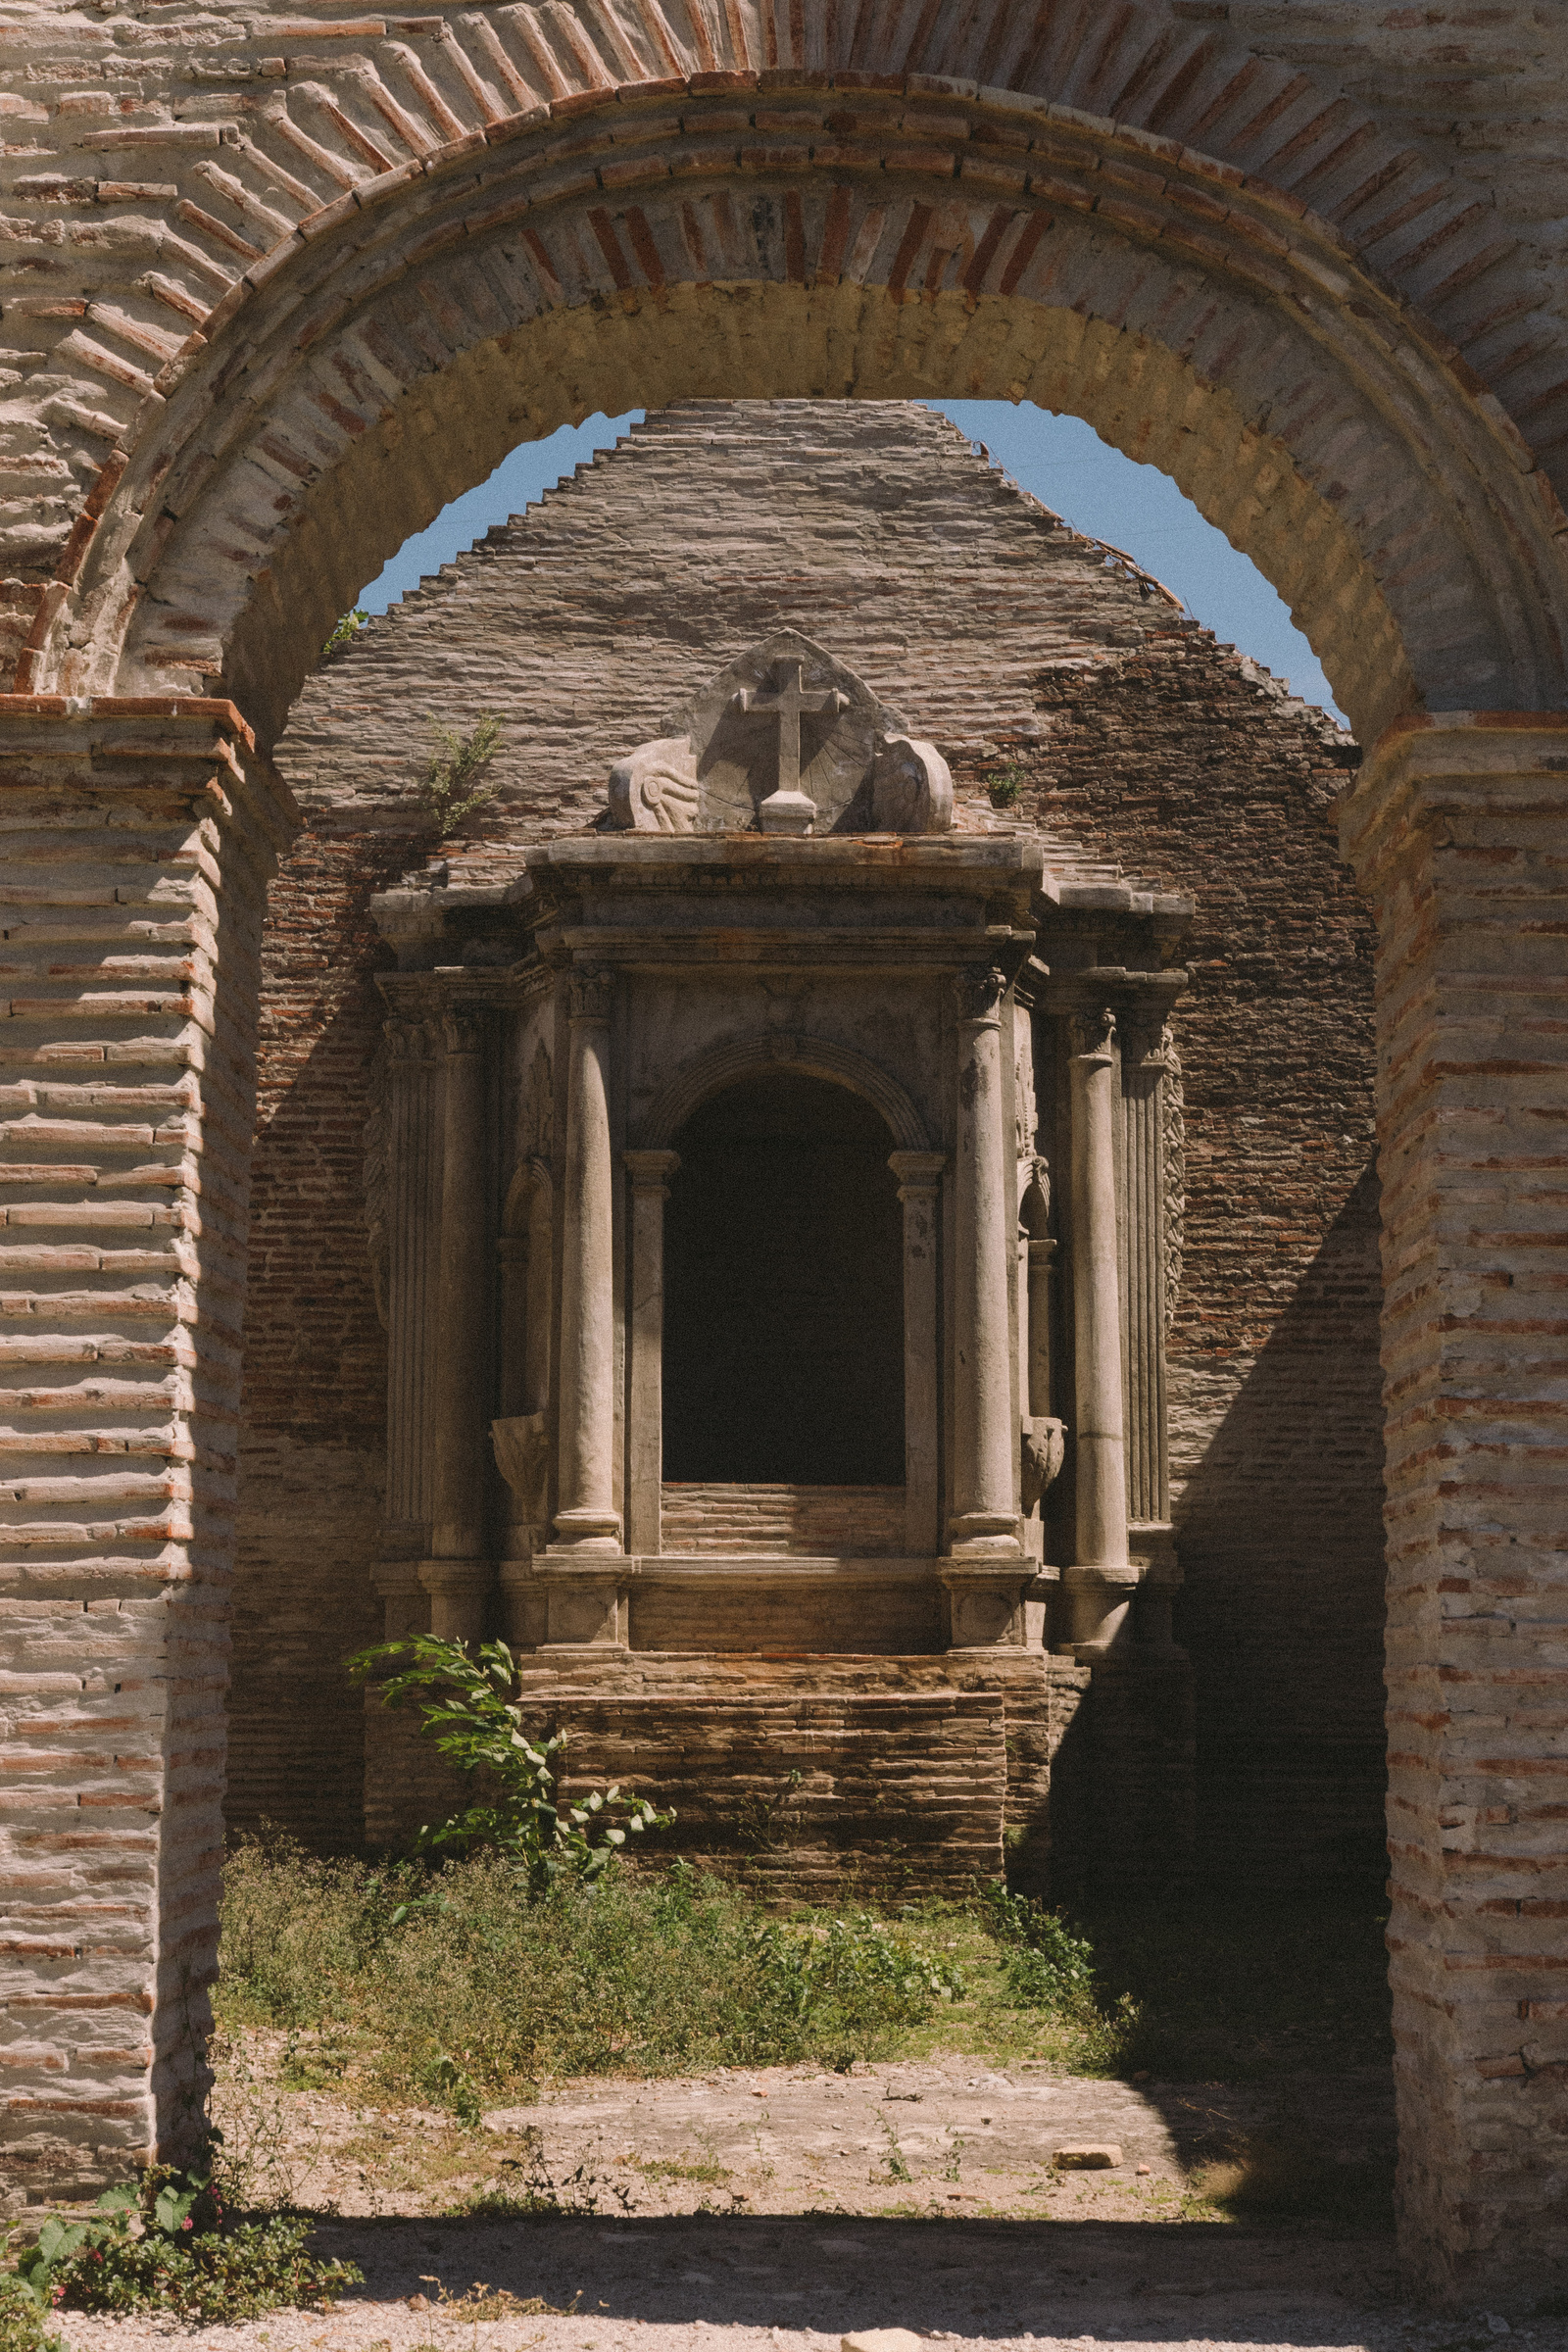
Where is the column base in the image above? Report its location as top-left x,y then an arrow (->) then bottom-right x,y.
373,1550 -> 430,1642
548,1506 -> 623,1553
941,1566 -> 1030,1649
533,1557 -> 629,1648
1056,1562 -> 1142,1656
946,1509 -> 1024,1559
498,1554 -> 547,1649
417,1558 -> 494,1643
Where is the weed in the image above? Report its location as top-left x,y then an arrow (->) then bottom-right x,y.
416,713 -> 503,835
986,764 -> 1028,809
877,2120 -> 911,2183
637,2155 -> 731,2184
0,2276 -> 61,2352
434,2282 -> 580,2320
6,2167 -> 361,2325
982,1886 -> 1097,2011
348,1636 -> 672,1897
322,610 -> 368,657
443,2148 -> 632,2221
943,2136 -> 963,2183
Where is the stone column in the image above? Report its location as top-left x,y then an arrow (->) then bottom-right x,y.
1026,1233 -> 1056,1420
420,1007 -> 493,1642
888,1151 -> 946,1556
944,965 -> 1024,1650
623,1150 -> 679,1557
948,964 -> 1022,1557
1340,714 -> 1568,2305
1116,993 -> 1186,1654
548,964 -> 621,1560
1063,1004 -> 1136,1652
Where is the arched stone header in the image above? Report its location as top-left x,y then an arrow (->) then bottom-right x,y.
637,1032 -> 932,1154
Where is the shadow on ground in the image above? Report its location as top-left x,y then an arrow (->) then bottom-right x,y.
311,2210 -> 1401,2343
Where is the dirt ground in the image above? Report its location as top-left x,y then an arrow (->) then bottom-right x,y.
45,2045 -> 1568,2352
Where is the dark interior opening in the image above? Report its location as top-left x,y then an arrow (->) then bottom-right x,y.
662,1071 -> 905,1484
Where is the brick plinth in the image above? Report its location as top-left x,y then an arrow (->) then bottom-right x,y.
0,698 -> 296,2198
364,1650 -> 1093,1895
1341,716 -> 1568,2306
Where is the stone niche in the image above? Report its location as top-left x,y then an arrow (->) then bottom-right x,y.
366,635 -> 1193,1702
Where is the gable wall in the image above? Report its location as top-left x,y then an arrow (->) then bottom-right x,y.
232,402 -> 1382,1884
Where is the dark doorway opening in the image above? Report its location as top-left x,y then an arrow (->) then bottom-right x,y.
662,1072 -> 904,1484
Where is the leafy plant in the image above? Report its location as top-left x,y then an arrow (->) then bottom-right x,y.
321,608 -> 368,656
348,1635 -> 672,1897
0,2274 -> 62,2352
417,711 -> 503,834
6,2168 -> 360,2326
986,762 -> 1028,809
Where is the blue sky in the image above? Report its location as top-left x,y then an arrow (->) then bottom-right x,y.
357,401 -> 1346,727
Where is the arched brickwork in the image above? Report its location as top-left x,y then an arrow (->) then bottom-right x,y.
4,0 -> 1568,2311
23,76 -> 1568,752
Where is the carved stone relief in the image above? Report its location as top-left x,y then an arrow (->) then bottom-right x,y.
604,628 -> 953,838
1161,1025 -> 1186,1338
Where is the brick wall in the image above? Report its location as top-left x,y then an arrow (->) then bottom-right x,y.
986,638 -> 1385,1884
225,826 -> 411,1846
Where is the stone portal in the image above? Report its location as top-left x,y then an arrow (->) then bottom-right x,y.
365,624 -> 1194,1886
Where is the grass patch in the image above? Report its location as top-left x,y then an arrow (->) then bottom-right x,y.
216,1835 -> 1392,2115
218,1838 -> 984,2108
637,2156 -> 732,2183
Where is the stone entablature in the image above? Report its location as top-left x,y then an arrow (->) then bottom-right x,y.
368,817 -> 1192,1667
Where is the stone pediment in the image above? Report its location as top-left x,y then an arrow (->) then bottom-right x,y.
607,629 -> 953,837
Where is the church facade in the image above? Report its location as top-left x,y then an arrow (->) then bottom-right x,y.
234,401 -> 1379,1892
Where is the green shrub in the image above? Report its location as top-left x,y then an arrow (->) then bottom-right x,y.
6,2170 -> 360,2327
321,609 -> 368,657
417,712 -> 503,834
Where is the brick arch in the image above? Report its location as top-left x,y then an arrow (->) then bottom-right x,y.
31,78 -> 1567,752
638,1034 -> 931,1155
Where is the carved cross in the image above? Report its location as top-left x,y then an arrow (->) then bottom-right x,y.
732,658 -> 849,796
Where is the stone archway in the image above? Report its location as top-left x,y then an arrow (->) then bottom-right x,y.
2,2 -> 1567,2308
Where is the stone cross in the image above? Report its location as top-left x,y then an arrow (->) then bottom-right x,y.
732,657 -> 850,832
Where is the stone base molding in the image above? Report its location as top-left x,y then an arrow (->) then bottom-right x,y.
1341,713 -> 1568,2305
0,696 -> 296,2196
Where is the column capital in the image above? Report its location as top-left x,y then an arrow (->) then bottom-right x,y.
888,1149 -> 946,1197
624,1148 -> 680,1190
442,1006 -> 487,1056
954,961 -> 1005,1023
386,1013 -> 437,1062
1066,1003 -> 1116,1062
567,963 -> 615,1022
